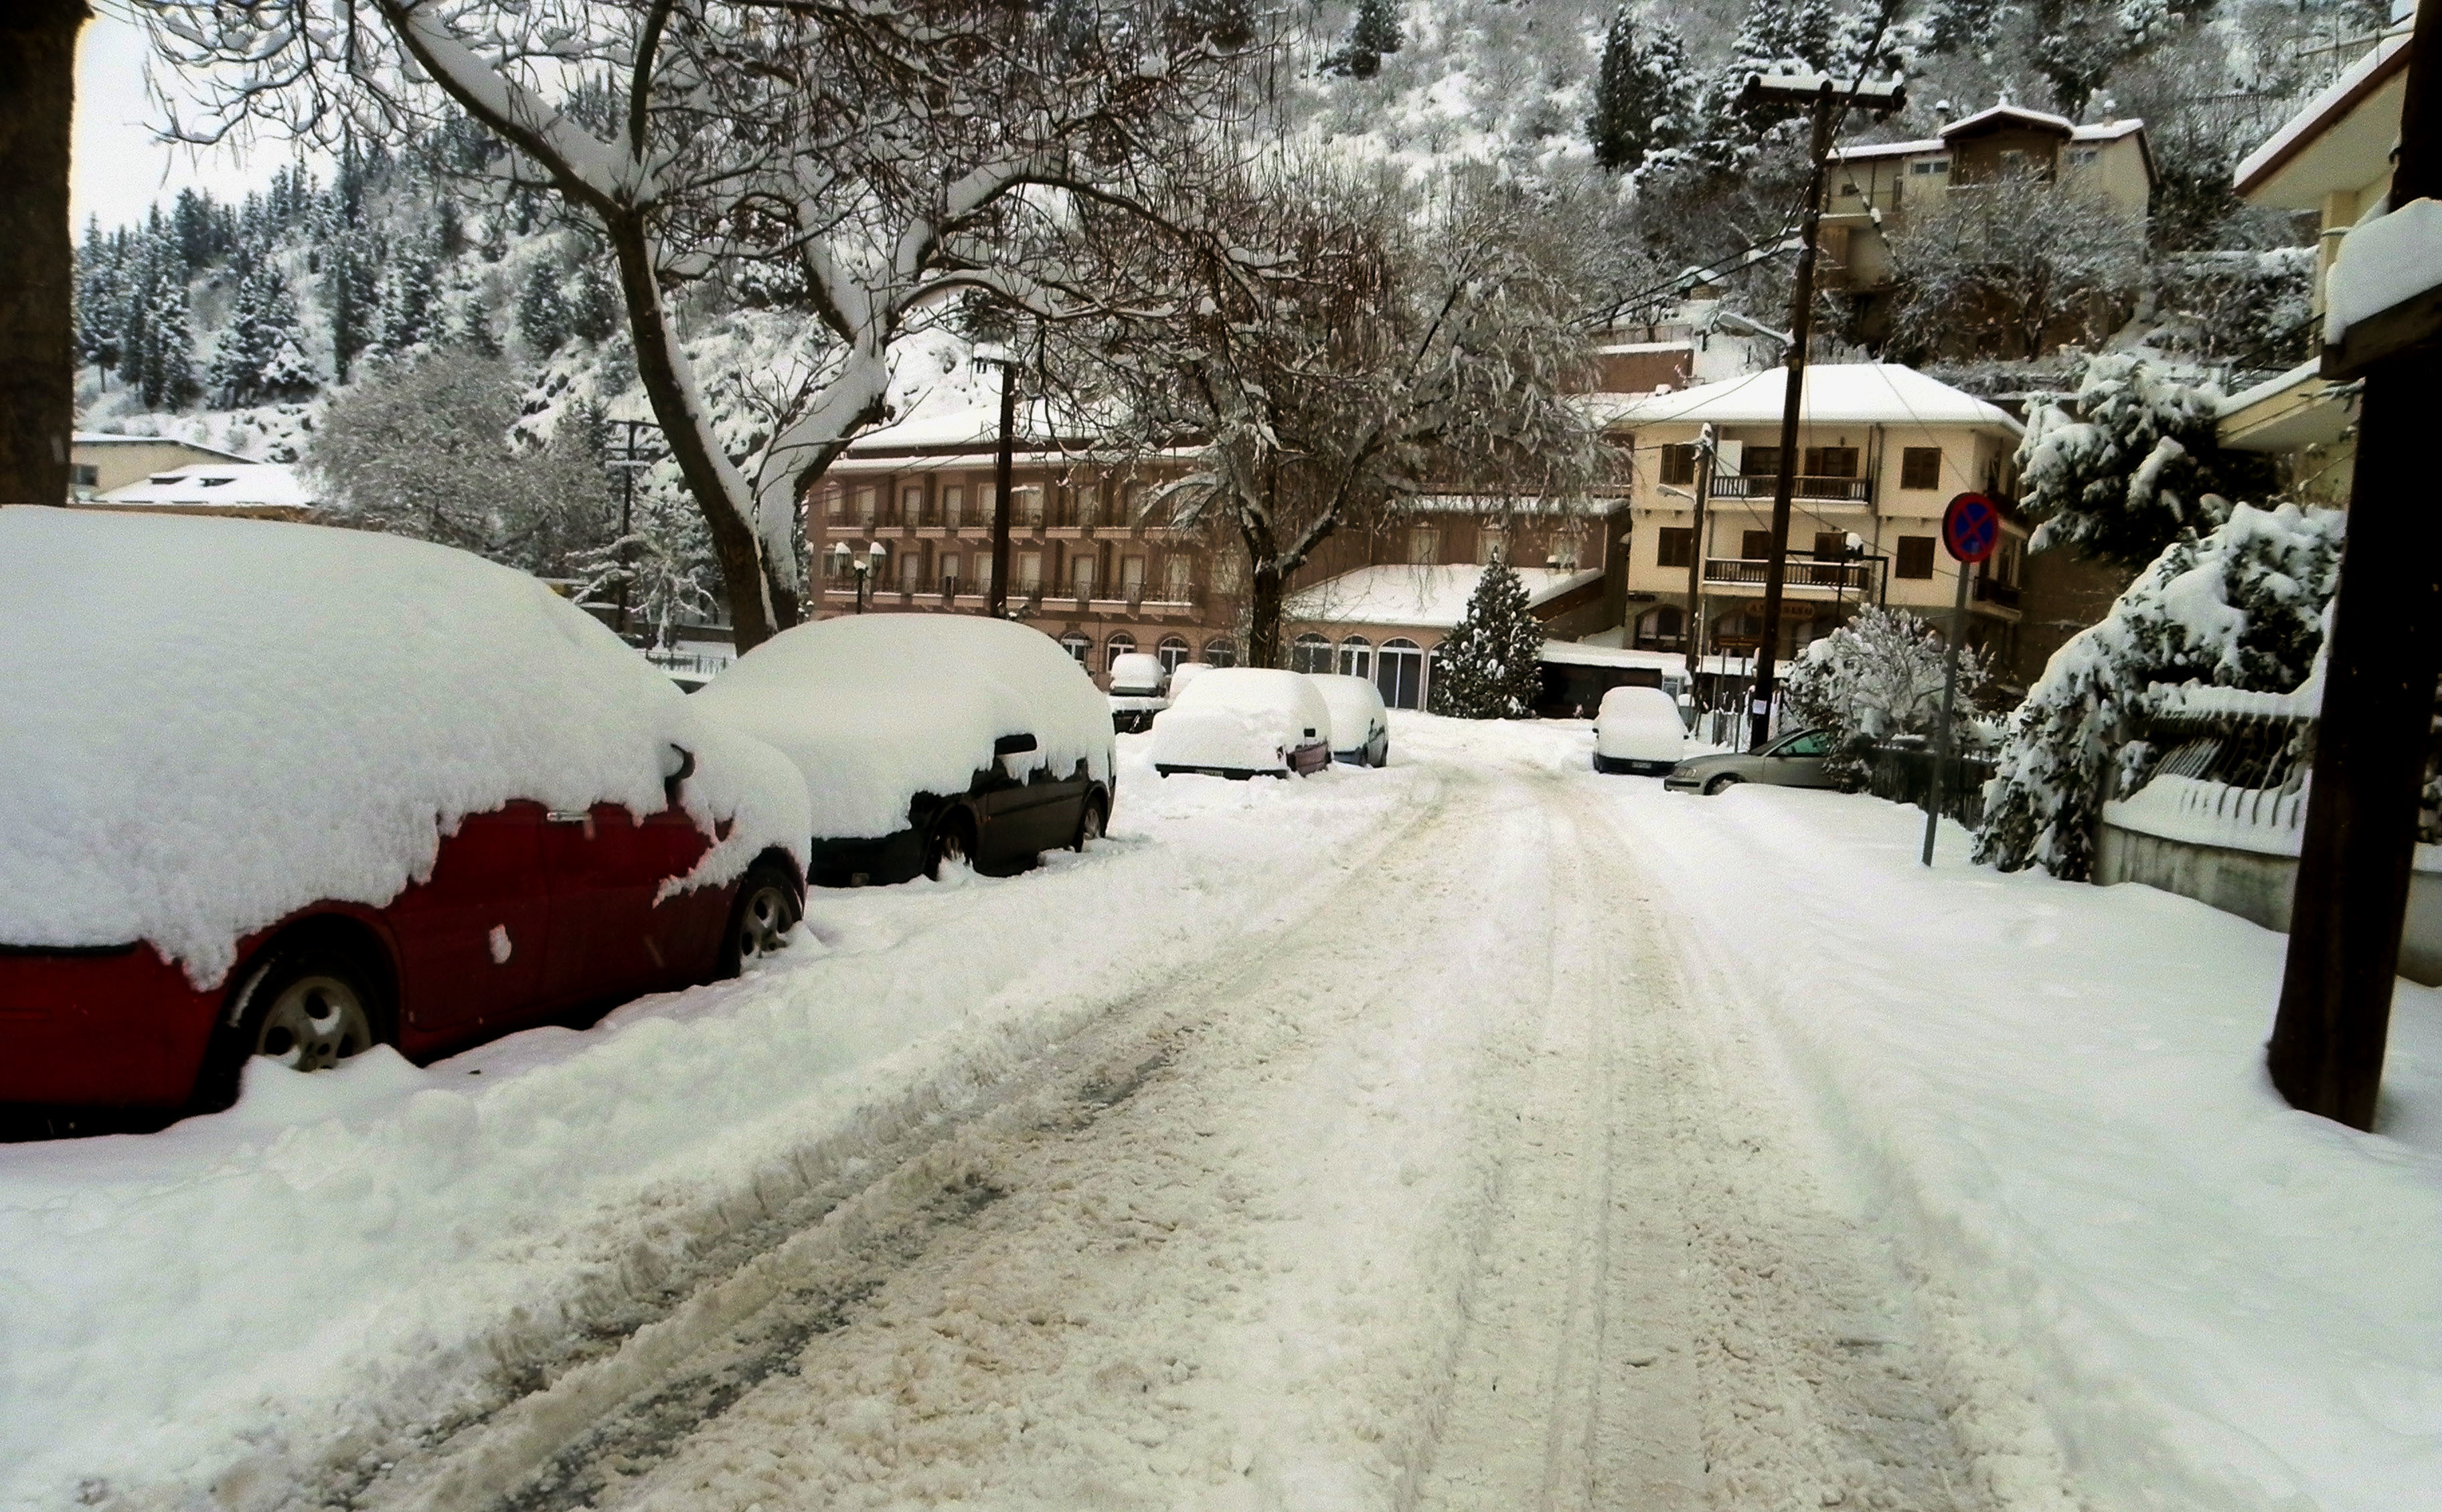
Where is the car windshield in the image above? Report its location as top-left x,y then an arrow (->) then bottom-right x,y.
1773,731 -> 1829,758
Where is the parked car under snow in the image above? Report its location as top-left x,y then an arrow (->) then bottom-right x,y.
1107,651 -> 1171,734
0,507 -> 811,1133
1591,685 -> 1688,776
694,615 -> 1117,885
1307,673 -> 1390,766
1151,669 -> 1335,780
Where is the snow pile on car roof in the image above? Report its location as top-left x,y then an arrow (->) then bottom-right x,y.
1306,673 -> 1385,750
694,614 -> 1114,839
1151,669 -> 1332,772
0,507 -> 808,985
1595,685 -> 1689,762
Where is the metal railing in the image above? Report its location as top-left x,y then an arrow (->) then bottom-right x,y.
1703,556 -> 1875,591
1864,740 -> 1998,828
1708,474 -> 1874,504
1974,576 -> 2022,609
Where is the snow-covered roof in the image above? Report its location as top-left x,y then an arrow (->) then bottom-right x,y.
2324,197 -> 2442,345
1939,103 -> 2075,137
1402,492 -> 1619,517
1584,363 -> 2023,436
96,462 -> 317,511
1287,566 -> 1601,632
2234,26 -> 2412,203
1538,642 -> 1686,674
72,432 -> 250,461
1829,137 -> 1944,163
2069,119 -> 2147,143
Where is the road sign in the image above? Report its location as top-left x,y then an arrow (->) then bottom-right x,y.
1942,493 -> 2001,565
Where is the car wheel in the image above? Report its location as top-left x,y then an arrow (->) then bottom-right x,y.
1370,738 -> 1388,768
1070,796 -> 1107,852
721,861 -> 801,976
923,811 -> 977,879
1704,773 -> 1743,796
195,936 -> 386,1112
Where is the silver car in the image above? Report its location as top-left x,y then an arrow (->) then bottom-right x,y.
1663,728 -> 1838,795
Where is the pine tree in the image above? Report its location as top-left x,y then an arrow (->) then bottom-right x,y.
1588,9 -> 1696,173
1429,560 -> 1545,719
140,280 -> 200,410
377,242 -> 440,355
456,288 -> 503,357
325,232 -> 378,382
567,258 -> 619,345
517,262 -> 571,354
74,219 -> 125,380
1323,0 -> 1403,80
210,265 -> 314,404
1921,0 -> 2004,57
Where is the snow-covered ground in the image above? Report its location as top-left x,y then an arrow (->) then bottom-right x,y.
3,716 -> 2433,1512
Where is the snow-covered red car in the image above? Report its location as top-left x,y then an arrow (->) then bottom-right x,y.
693,614 -> 1117,886
0,507 -> 811,1132
1151,668 -> 1335,779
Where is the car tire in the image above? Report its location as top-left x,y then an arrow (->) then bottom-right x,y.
1370,738 -> 1388,768
1070,794 -> 1107,852
720,859 -> 801,977
922,811 -> 977,879
194,934 -> 388,1112
1704,773 -> 1743,796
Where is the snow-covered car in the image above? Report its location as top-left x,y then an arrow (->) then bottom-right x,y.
1151,669 -> 1335,780
1591,685 -> 1688,776
1107,651 -> 1171,734
1165,661 -> 1216,703
1664,728 -> 1838,794
1307,673 -> 1390,766
0,507 -> 811,1131
694,615 -> 1116,886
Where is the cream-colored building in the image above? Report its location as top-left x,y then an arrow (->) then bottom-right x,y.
1589,363 -> 2029,664
2216,19 -> 2414,504
1821,105 -> 2156,296
68,433 -> 252,501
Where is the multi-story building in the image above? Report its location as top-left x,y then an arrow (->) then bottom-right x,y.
2216,17 -> 2414,503
1588,363 -> 2030,667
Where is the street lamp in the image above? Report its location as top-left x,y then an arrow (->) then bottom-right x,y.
833,538 -> 887,613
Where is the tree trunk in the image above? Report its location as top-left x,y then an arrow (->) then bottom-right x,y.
1246,561 -> 1284,669
602,212 -> 781,651
0,0 -> 86,507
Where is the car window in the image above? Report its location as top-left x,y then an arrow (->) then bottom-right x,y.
1776,731 -> 1829,758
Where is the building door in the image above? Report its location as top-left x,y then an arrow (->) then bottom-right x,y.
1377,639 -> 1426,709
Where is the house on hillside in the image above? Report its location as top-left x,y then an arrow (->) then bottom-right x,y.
68,433 -> 253,501
1589,363 -> 2030,668
2215,18 -> 2414,505
85,461 -> 319,521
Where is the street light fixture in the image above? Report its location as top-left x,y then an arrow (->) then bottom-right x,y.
832,537 -> 887,613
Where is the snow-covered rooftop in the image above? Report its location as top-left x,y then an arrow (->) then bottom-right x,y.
1939,103 -> 2075,137
1287,565 -> 1601,632
72,432 -> 250,461
2233,26 -> 2412,202
95,462 -> 317,511
1584,363 -> 2023,436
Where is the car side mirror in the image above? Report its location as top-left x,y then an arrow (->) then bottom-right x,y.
993,732 -> 1039,757
663,743 -> 696,805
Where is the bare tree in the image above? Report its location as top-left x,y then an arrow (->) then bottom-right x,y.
1059,158 -> 1606,667
137,0 -> 1254,649
1884,167 -> 2146,361
1,0 -> 87,508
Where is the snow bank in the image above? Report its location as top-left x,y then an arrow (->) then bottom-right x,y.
694,614 -> 1113,840
0,507 -> 807,985
1150,669 -> 1332,773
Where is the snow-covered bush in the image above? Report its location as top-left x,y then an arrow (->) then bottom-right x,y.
1974,502 -> 2343,879
2016,351 -> 2277,570
1782,606 -> 1985,776
1429,560 -> 1546,719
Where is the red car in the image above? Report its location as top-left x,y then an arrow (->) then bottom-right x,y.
0,508 -> 813,1135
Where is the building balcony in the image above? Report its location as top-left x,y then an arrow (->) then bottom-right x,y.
1706,475 -> 1874,506
1973,576 -> 2022,610
1700,557 -> 1876,594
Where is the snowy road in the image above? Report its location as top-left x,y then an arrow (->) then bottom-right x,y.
358,728 -> 1993,1512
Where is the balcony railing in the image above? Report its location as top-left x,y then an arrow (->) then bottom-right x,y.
1702,556 -> 1876,591
1974,576 -> 2022,609
1707,474 -> 1874,505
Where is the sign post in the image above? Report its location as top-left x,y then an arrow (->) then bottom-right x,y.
1922,493 -> 2000,867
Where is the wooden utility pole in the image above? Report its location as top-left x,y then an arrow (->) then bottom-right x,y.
987,349 -> 1018,619
1737,71 -> 1904,750
0,0 -> 88,507
2268,0 -> 2442,1131
1682,423 -> 1716,690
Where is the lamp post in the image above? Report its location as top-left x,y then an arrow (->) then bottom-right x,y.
973,339 -> 1023,619
833,539 -> 886,613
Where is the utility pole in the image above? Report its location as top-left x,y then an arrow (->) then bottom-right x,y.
606,418 -> 661,640
1682,423 -> 1716,691
979,343 -> 1020,619
2268,0 -> 2442,1131
1736,69 -> 1904,750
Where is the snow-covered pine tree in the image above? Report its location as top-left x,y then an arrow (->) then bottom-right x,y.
1974,503 -> 2343,879
324,232 -> 378,382
568,259 -> 618,345
74,220 -> 125,382
139,280 -> 200,410
2016,353 -> 2277,571
517,262 -> 570,355
1323,0 -> 1404,80
455,288 -> 503,357
376,241 -> 440,355
1921,0 -> 2005,57
207,267 -> 278,405
1429,559 -> 1545,719
1587,9 -> 1696,173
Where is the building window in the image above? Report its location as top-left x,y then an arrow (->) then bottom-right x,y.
1743,446 -> 1782,479
1803,446 -> 1858,479
1106,632 -> 1137,669
1017,485 -> 1045,526
1071,555 -> 1096,598
1076,483 -> 1101,527
1900,446 -> 1942,490
1339,636 -> 1372,679
976,484 -> 995,522
825,485 -> 849,523
1121,555 -> 1147,596
1659,444 -> 1698,485
1657,527 -> 1694,569
1378,639 -> 1427,709
2068,147 -> 2099,167
941,485 -> 965,527
1477,528 -> 1507,565
1202,638 -> 1237,667
1547,527 -> 1582,570
853,485 -> 878,523
939,552 -> 961,594
1019,551 -> 1043,590
1059,632 -> 1090,664
899,550 -> 924,590
1210,553 -> 1243,595
1409,526 -> 1441,564
1896,535 -> 1936,579
1163,555 -> 1193,600
1908,157 -> 1949,177
1157,636 -> 1190,672
901,484 -> 926,523
1292,633 -> 1333,673
1813,531 -> 1849,560
1742,529 -> 1775,560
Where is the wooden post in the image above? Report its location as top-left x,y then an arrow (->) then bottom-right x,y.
2267,0 -> 2442,1131
988,357 -> 1017,619
1682,422 -> 1715,690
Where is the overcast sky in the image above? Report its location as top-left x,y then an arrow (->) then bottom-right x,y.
73,8 -> 314,232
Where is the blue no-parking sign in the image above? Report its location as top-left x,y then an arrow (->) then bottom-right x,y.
1942,493 -> 2002,564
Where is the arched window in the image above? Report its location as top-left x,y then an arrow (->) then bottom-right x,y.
1157,635 -> 1190,673
1058,631 -> 1090,665
1105,632 -> 1137,670
1377,637 -> 1427,709
1337,635 -> 1372,679
1202,638 -> 1238,668
1291,633 -> 1333,674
